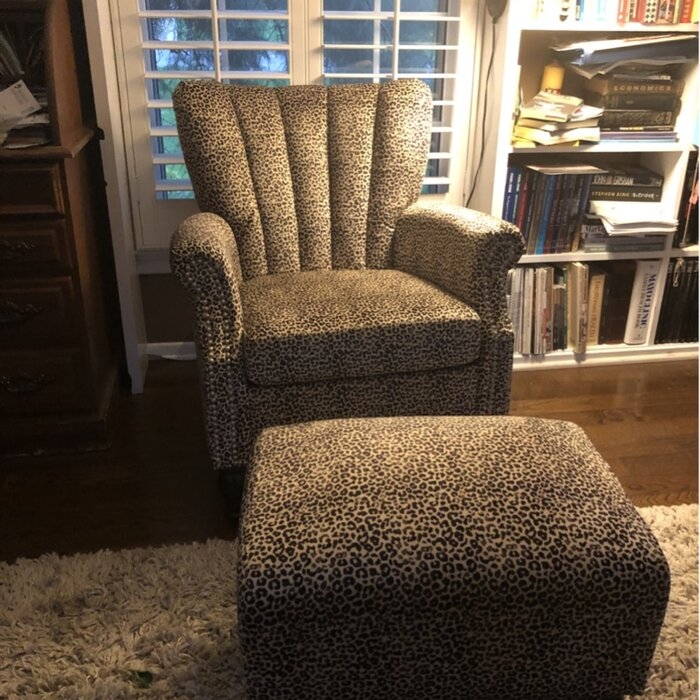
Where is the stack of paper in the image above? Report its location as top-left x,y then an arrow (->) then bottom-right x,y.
589,201 -> 678,235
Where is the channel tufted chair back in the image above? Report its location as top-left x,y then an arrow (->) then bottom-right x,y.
170,78 -> 525,514
173,80 -> 432,277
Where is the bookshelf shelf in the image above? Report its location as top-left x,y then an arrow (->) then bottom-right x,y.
470,2 -> 698,369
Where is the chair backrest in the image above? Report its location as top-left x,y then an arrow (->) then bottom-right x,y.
173,79 -> 433,279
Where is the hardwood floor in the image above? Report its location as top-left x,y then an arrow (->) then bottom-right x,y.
1,358 -> 697,564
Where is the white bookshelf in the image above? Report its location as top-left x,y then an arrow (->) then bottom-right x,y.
469,4 -> 699,369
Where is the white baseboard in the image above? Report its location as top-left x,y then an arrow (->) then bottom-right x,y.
147,341 -> 197,360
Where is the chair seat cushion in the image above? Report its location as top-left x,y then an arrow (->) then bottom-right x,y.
240,269 -> 481,386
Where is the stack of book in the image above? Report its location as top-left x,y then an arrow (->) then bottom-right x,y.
501,161 -> 604,254
589,163 -> 665,202
579,65 -> 684,141
579,214 -> 667,253
552,33 -> 697,142
512,91 -> 603,146
506,258 -> 665,355
655,257 -> 698,344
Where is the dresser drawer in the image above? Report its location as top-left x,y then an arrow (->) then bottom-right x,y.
0,221 -> 72,274
0,277 -> 78,348
0,163 -> 64,216
0,350 -> 90,415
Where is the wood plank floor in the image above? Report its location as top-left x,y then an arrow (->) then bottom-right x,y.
1,358 -> 697,563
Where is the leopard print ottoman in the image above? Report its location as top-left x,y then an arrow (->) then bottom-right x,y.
236,416 -> 670,700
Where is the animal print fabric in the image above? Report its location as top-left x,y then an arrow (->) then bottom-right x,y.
173,79 -> 432,278
237,416 -> 670,700
240,269 -> 481,385
170,79 -> 525,472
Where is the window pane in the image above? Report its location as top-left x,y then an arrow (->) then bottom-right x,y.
323,76 -> 390,86
152,135 -> 183,155
398,48 -> 445,74
324,47 -> 392,74
144,48 -> 215,72
145,18 -> 213,42
219,19 -> 288,42
400,0 -> 448,11
144,0 -> 211,10
223,77 -> 290,86
323,0 -> 383,11
323,19 -> 393,46
222,0 -> 287,10
149,107 -> 177,127
399,20 -> 445,44
220,49 -> 288,71
147,78 -> 195,100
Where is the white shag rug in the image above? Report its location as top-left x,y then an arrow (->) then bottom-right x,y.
0,504 -> 696,699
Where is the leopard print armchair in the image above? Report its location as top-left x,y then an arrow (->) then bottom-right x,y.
170,78 -> 524,505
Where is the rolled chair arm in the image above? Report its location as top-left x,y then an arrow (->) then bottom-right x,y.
170,212 -> 247,469
392,203 -> 525,330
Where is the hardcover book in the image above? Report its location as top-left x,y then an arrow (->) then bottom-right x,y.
589,185 -> 662,201
624,259 -> 662,345
598,108 -> 679,128
585,75 -> 685,96
599,260 -> 637,344
583,92 -> 681,111
592,164 -> 664,187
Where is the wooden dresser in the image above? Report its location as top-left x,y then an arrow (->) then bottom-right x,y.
0,0 -> 119,455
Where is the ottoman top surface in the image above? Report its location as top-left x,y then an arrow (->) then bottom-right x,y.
239,416 -> 665,598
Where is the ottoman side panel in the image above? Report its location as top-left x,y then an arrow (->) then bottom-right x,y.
237,416 -> 671,700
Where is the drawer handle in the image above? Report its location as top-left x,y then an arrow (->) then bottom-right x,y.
0,301 -> 43,324
1,373 -> 52,394
0,239 -> 35,262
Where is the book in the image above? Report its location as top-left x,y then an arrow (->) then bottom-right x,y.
516,115 -> 601,130
583,92 -> 681,111
584,74 -> 685,96
599,109 -> 679,129
643,0 -> 659,22
512,124 -> 600,145
655,257 -> 697,343
567,261 -> 589,354
624,259 -> 662,344
589,185 -> 663,201
591,164 -> 664,187
586,267 -> 608,347
518,91 -> 583,123
679,0 -> 695,22
599,129 -> 678,142
599,260 -> 637,344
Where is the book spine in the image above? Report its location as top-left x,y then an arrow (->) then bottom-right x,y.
624,260 -> 661,344
502,165 -> 518,221
643,0 -> 658,21
617,0 -> 630,22
535,175 -> 558,255
589,185 -> 662,201
592,171 -> 664,187
657,0 -> 677,21
586,271 -> 607,346
589,78 -> 685,96
589,93 -> 680,110
679,0 -> 694,21
599,109 -> 678,128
